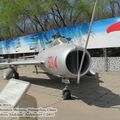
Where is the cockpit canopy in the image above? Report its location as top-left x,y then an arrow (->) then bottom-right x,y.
50,37 -> 68,47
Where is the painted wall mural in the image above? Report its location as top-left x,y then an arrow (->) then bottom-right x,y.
0,17 -> 120,55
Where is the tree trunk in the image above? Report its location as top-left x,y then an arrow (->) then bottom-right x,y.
55,4 -> 67,27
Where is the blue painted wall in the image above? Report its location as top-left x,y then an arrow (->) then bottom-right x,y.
0,17 -> 120,54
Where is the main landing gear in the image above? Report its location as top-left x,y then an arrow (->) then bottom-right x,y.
62,78 -> 72,100
13,71 -> 19,79
9,66 -> 19,79
3,66 -> 19,80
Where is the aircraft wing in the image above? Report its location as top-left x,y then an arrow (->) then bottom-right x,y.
0,59 -> 45,66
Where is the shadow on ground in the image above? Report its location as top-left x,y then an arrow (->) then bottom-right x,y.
20,72 -> 120,108
18,94 -> 38,120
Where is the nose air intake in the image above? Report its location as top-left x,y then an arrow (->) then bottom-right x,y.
66,50 -> 91,76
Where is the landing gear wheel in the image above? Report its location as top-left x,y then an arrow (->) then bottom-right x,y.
14,72 -> 19,79
63,89 -> 71,100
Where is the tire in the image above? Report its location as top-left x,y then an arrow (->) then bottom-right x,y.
63,90 -> 71,100
3,68 -> 14,80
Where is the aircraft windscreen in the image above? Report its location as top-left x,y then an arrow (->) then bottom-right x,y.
50,37 -> 68,47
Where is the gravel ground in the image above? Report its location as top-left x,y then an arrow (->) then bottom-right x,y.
0,66 -> 120,120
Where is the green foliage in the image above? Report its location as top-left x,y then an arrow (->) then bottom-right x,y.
0,0 -> 119,39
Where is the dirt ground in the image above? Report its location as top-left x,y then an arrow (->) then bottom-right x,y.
0,66 -> 120,120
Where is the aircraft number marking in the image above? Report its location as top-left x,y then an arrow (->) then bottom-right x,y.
48,56 -> 58,69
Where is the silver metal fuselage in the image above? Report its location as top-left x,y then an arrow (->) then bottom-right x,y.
36,43 -> 91,78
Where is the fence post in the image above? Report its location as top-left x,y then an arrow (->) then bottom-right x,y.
103,48 -> 108,71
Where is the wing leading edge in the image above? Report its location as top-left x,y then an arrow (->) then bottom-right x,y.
0,59 -> 45,66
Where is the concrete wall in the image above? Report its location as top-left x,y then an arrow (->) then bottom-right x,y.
91,57 -> 120,72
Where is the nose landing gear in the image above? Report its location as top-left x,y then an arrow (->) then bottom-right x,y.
62,78 -> 72,100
